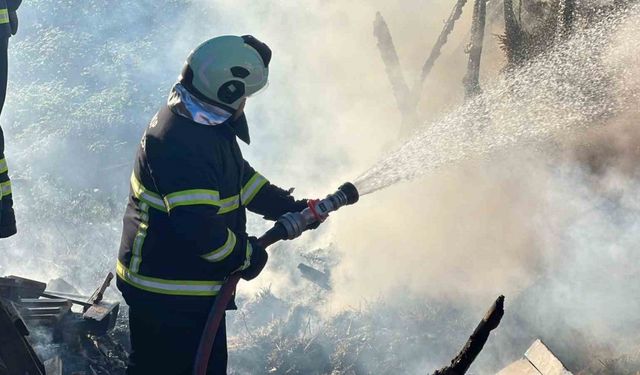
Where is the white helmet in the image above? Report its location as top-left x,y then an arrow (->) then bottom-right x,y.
179,35 -> 271,111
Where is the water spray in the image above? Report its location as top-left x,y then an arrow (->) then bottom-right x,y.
193,182 -> 360,375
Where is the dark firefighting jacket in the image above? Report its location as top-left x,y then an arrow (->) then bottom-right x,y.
117,104 -> 306,310
0,0 -> 20,238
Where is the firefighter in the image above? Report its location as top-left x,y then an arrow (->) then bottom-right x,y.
0,0 -> 20,238
117,35 -> 312,374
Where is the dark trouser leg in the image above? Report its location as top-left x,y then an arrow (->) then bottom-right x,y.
0,126 -> 16,238
207,314 -> 228,375
127,306 -> 228,375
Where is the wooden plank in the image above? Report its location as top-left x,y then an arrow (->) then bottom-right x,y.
525,339 -> 572,375
43,356 -> 62,375
0,300 -> 44,375
496,358 -> 542,375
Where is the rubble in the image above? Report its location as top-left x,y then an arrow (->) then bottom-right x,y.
0,274 -> 124,375
0,300 -> 45,375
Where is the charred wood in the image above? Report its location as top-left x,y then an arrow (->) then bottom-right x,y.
297,263 -> 331,291
432,295 -> 505,375
501,0 -> 527,67
373,12 -> 420,135
413,0 -> 469,91
373,12 -> 411,116
463,0 -> 488,98
0,299 -> 45,375
561,0 -> 576,34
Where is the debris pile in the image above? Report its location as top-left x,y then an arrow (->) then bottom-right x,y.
0,274 -> 125,375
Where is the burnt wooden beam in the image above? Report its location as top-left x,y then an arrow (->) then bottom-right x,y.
373,11 -> 416,134
405,0 -> 470,134
413,0 -> 469,91
432,295 -> 505,375
561,0 -> 576,35
463,0 -> 488,98
297,263 -> 331,290
0,300 -> 45,375
374,0 -> 469,136
502,0 -> 526,67
373,12 -> 411,113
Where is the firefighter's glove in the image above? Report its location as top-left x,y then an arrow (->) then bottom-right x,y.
240,237 -> 268,281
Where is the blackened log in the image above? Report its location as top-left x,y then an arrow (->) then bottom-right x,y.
373,12 -> 411,115
502,0 -> 526,67
374,0 -> 469,136
404,0 -> 469,132
297,263 -> 331,290
463,0 -> 488,98
414,0 -> 469,90
432,295 -> 505,375
0,299 -> 45,375
561,0 -> 576,35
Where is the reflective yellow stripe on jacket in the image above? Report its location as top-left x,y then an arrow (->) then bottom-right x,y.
130,173 -> 166,212
164,189 -> 221,210
0,9 -> 8,25
0,158 -> 8,174
241,172 -> 268,206
116,260 -> 223,297
234,241 -> 253,273
131,171 -> 267,215
201,229 -> 236,262
0,181 -> 10,197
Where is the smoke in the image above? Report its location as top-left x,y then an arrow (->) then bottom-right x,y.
1,0 -> 640,373
328,3 -> 640,370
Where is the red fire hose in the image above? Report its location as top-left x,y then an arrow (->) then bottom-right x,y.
193,182 -> 359,375
192,227 -> 286,375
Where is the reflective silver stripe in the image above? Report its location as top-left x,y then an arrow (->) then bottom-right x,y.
201,229 -> 236,262
129,202 -> 149,272
241,173 -> 268,206
218,195 -> 240,214
117,261 -> 223,296
0,158 -> 7,174
0,181 -> 11,197
130,173 -> 166,212
234,241 -> 253,273
0,181 -> 10,196
164,189 -> 221,210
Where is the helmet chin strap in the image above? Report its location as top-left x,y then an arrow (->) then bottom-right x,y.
233,98 -> 247,120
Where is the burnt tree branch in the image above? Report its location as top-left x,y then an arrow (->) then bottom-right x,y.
373,12 -> 411,114
463,0 -> 488,98
432,295 -> 505,375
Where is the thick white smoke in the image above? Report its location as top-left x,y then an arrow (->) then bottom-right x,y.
2,1 -> 640,373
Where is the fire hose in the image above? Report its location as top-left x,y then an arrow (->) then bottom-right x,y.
193,182 -> 360,375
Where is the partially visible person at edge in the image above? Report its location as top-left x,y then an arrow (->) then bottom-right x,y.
116,35 -> 316,374
0,0 -> 20,239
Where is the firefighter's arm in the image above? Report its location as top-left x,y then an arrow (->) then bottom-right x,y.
151,154 -> 265,278
241,160 -> 308,220
168,205 -> 266,279
0,0 -> 19,37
